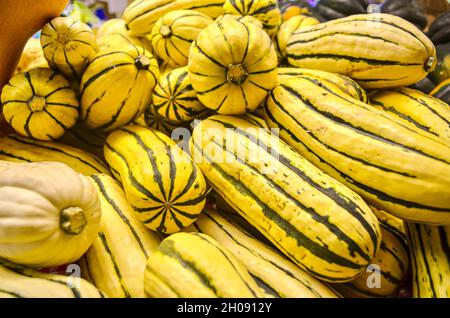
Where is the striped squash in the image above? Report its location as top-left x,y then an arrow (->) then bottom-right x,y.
96,18 -> 126,38
144,232 -> 266,297
1,68 -> 79,141
371,207 -> 407,240
190,115 -> 381,282
153,66 -> 208,123
223,0 -> 282,37
81,174 -> 161,298
334,221 -> 409,298
134,103 -> 188,136
286,14 -> 437,89
406,223 -> 450,298
264,75 -> 450,224
275,15 -> 320,64
430,78 -> 450,105
215,14 -> 263,28
151,10 -> 213,67
159,62 -> 177,78
0,261 -> 105,298
80,45 -> 159,131
278,67 -> 368,103
190,209 -> 340,298
58,124 -> 108,160
41,16 -> 98,80
370,87 -> 450,145
104,125 -> 207,234
0,134 -> 110,176
97,19 -> 153,52
188,19 -> 278,114
123,0 -> 224,37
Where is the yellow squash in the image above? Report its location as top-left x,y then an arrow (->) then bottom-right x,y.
215,14 -> 263,29
58,123 -> 108,160
134,103 -> 188,136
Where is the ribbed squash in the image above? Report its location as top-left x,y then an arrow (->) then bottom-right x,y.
223,0 -> 282,36
370,87 -> 450,145
215,14 -> 263,28
275,15 -> 320,64
190,209 -> 339,298
0,161 -> 101,267
264,75 -> 450,224
134,103 -> 187,136
1,68 -> 79,141
430,78 -> 450,105
58,124 -> 108,160
153,66 -> 208,123
286,14 -> 437,89
144,232 -> 266,297
406,222 -> 450,298
104,125 -> 207,234
123,0 -> 224,37
0,260 -> 105,298
40,16 -> 98,80
15,38 -> 48,73
371,207 -> 407,240
96,18 -> 125,38
0,134 -> 110,176
151,10 -> 213,67
278,67 -> 368,103
188,19 -> 278,114
190,115 -> 381,282
81,174 -> 161,298
80,45 -> 159,131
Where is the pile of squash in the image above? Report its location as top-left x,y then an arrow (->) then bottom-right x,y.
0,0 -> 449,299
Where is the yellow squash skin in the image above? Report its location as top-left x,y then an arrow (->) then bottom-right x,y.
97,26 -> 153,53
1,68 -> 79,141
41,16 -> 98,80
371,207 -> 407,240
0,261 -> 105,298
275,15 -> 319,64
334,223 -> 409,298
286,14 -> 437,89
153,66 -> 208,123
123,0 -> 224,37
215,14 -> 263,29
144,232 -> 266,298
81,174 -> 161,298
406,223 -> 450,298
278,67 -> 368,103
264,76 -> 450,224
188,20 -> 278,114
190,115 -> 381,282
190,209 -> 339,298
0,161 -> 101,268
370,87 -> 450,145
223,0 -> 282,37
151,10 -> 213,67
80,45 -> 159,131
134,103 -> 188,136
0,134 -> 110,176
104,125 -> 207,234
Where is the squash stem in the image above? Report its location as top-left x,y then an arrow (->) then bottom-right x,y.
27,96 -> 46,112
227,64 -> 248,85
60,207 -> 87,235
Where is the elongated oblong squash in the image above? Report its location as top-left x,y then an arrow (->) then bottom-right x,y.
0,261 -> 105,298
0,161 -> 101,267
144,232 -> 266,297
81,174 -> 161,298
370,87 -> 450,145
406,223 -> 450,298
80,45 -> 159,131
123,0 -> 224,37
264,76 -> 450,224
190,209 -> 339,298
286,14 -> 437,89
190,115 -> 381,282
188,19 -> 278,114
1,68 -> 79,141
41,17 -> 98,80
0,134 -> 110,176
104,125 -> 207,234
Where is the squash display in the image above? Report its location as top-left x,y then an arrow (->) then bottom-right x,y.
264,75 -> 450,224
104,125 -> 207,234
153,67 -> 208,123
123,0 -> 224,37
40,16 -> 98,80
134,103 -> 188,136
80,45 -> 159,131
81,174 -> 161,298
190,115 -> 381,283
188,19 -> 278,114
1,68 -> 79,141
380,0 -> 428,30
151,10 -> 213,67
222,0 -> 282,36
144,232 -> 266,297
286,14 -> 437,89
430,78 -> 450,105
0,161 -> 101,267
